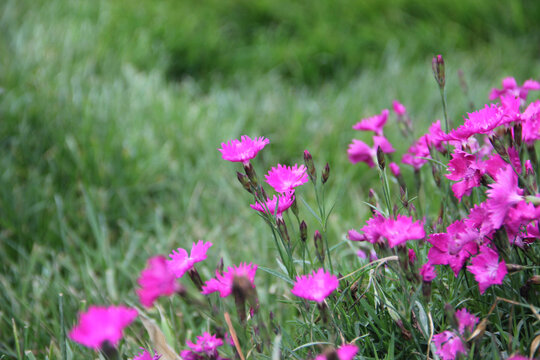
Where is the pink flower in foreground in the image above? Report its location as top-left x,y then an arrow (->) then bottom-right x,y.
201,262 -> 257,297
265,164 -> 308,193
382,215 -> 425,248
137,256 -> 181,308
352,109 -> 389,135
69,306 -> 137,349
467,245 -> 507,294
168,240 -> 212,279
432,331 -> 467,360
455,308 -> 479,335
291,268 -> 339,303
218,135 -> 269,165
489,76 -> 540,101
506,355 -> 529,360
486,165 -> 524,229
132,348 -> 161,360
250,191 -> 295,219
392,100 -> 406,116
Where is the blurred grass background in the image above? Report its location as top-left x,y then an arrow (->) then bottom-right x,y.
1,0 -> 539,357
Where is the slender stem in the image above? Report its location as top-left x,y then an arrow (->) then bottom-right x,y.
59,293 -> 67,360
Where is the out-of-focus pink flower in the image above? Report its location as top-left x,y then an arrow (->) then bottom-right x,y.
402,135 -> 430,170
352,109 -> 389,135
132,348 -> 161,360
315,344 -> 359,360
347,229 -> 363,241
489,76 -> 540,101
290,268 -> 339,303
408,249 -> 416,263
168,240 -> 212,279
467,245 -> 507,294
69,306 -> 138,349
218,136 -> 269,165
522,100 -> 540,145
250,191 -> 295,219
426,120 -> 447,152
455,308 -> 479,335
432,331 -> 467,360
506,355 -> 530,360
187,332 -> 224,354
347,136 -> 395,167
525,160 -> 534,175
506,201 -> 540,247
137,256 -> 181,308
381,215 -> 425,248
265,164 -> 308,193
427,221 -> 479,277
392,100 -> 407,116
486,166 -> 524,229
420,262 -> 437,282
389,162 -> 401,177
445,150 -> 484,201
357,214 -> 386,245
201,263 -> 257,298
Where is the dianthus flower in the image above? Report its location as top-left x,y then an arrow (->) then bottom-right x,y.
137,256 -> 182,308
132,348 -> 161,360
69,305 -> 138,349
445,150 -> 484,201
218,135 -> 269,165
314,344 -> 358,360
506,355 -> 529,360
201,262 -> 257,298
489,76 -> 540,102
250,191 -> 295,219
506,201 -> 540,247
522,100 -> 540,145
352,109 -> 389,135
291,268 -> 339,303
382,215 -> 425,248
392,100 -> 406,116
486,165 -> 524,229
265,164 -> 308,193
187,332 -> 224,354
389,162 -> 401,177
419,262 -> 437,282
455,308 -> 479,335
168,240 -> 212,278
402,135 -> 430,170
432,331 -> 467,360
347,136 -> 394,167
467,245 -> 507,294
449,104 -> 504,141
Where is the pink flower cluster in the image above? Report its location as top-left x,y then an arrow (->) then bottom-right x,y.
349,214 -> 425,248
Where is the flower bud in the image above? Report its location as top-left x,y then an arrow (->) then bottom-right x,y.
376,146 -> 385,170
188,268 -> 204,292
243,162 -> 258,187
277,218 -> 290,243
237,172 -> 253,193
313,230 -> 325,263
489,135 -> 508,158
322,162 -> 330,184
300,220 -> 307,242
513,123 -> 522,148
290,197 -> 299,217
432,54 -> 445,89
304,150 -> 317,184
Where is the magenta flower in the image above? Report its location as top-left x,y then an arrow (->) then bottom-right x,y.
168,240 -> 212,278
201,262 -> 257,297
382,215 -> 425,248
291,268 -> 339,303
314,344 -> 358,360
132,349 -> 161,360
250,191 -> 295,219
218,135 -> 270,165
467,245 -> 507,294
348,136 -> 394,167
506,355 -> 529,360
455,308 -> 479,335
69,305 -> 138,349
187,332 -> 224,354
522,100 -> 540,145
432,331 -> 467,360
356,214 -> 386,244
489,76 -> 540,101
445,150 -> 484,201
389,162 -> 401,177
352,109 -> 389,135
486,165 -> 524,229
392,100 -> 406,116
448,104 -> 503,140
137,256 -> 182,308
402,135 -> 430,170
419,262 -> 437,282
265,164 -> 308,193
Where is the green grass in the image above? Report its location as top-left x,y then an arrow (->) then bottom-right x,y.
1,0 -> 539,358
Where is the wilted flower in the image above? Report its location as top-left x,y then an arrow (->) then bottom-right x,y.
218,136 -> 269,165
137,256 -> 182,308
467,245 -> 507,294
202,262 -> 257,298
290,268 -> 339,303
69,305 -> 138,349
168,240 -> 212,278
265,164 -> 308,193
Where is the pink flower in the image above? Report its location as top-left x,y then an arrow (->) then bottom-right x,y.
522,100 -> 540,145
265,164 -> 308,193
201,263 -> 257,297
290,268 -> 339,303
420,262 -> 437,282
486,165 -> 524,229
489,76 -> 540,102
69,306 -> 137,349
314,344 -> 358,360
402,135 -> 430,170
455,308 -> 479,335
132,349 -> 161,360
250,191 -> 295,219
506,355 -> 529,360
348,136 -> 394,167
218,136 -> 269,165
187,332 -> 224,354
137,256 -> 181,308
168,240 -> 212,278
389,162 -> 401,177
356,214 -> 386,244
467,245 -> 507,294
445,150 -> 484,201
448,104 -> 503,140
381,215 -> 425,248
392,100 -> 406,116
352,109 -> 389,135
432,331 -> 467,360
347,229 -> 363,241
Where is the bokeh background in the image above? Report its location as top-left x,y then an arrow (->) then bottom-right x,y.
1,0 -> 540,357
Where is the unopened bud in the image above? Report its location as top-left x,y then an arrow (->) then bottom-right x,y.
243,162 -> 259,187
218,257 -> 224,274
188,268 -> 204,292
300,220 -> 307,242
277,218 -> 290,243
400,187 -> 409,208
237,172 -> 253,193
313,230 -> 325,263
431,163 -> 441,187
376,146 -> 385,170
527,275 -> 540,285
514,123 -> 522,148
432,54 -> 445,88
232,276 -> 252,324
304,150 -> 317,184
506,264 -> 524,273
322,162 -> 330,184
291,197 -> 299,217
489,135 -> 507,158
